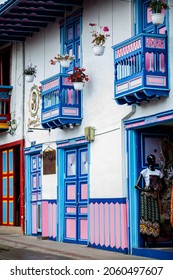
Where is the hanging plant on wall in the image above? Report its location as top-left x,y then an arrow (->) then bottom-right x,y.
50,53 -> 75,68
149,0 -> 169,25
68,67 -> 89,90
23,63 -> 37,82
89,23 -> 110,56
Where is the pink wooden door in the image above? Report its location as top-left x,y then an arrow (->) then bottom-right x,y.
64,147 -> 88,244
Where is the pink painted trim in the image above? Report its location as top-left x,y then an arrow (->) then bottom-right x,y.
67,184 -> 76,200
66,218 -> 76,238
53,203 -> 57,238
66,207 -> 76,214
95,203 -> 99,245
115,202 -> 120,249
42,201 -> 48,237
32,204 -> 37,234
104,203 -> 109,247
99,203 -> 104,246
89,203 -> 95,244
121,204 -> 128,249
48,203 -> 53,237
81,183 -> 88,200
110,203 -> 115,248
80,219 -> 88,240
79,207 -> 87,214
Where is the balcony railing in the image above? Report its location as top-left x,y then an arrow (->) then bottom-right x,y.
112,33 -> 169,105
41,73 -> 82,129
0,85 -> 13,131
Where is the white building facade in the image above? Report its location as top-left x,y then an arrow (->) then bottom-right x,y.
0,0 -> 172,259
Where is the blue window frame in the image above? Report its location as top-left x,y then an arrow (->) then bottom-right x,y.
60,10 -> 82,73
135,0 -> 167,35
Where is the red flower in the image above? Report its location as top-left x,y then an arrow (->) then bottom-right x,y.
89,23 -> 96,27
103,26 -> 109,32
68,67 -> 89,83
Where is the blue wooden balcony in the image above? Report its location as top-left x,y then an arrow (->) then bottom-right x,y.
0,85 -> 13,131
41,73 -> 82,129
112,33 -> 169,105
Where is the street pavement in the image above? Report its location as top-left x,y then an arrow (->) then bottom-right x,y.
0,230 -> 152,260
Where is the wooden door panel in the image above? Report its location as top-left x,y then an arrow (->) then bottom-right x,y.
2,149 -> 14,225
64,146 -> 88,244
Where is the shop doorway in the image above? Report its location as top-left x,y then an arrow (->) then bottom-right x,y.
136,128 -> 173,248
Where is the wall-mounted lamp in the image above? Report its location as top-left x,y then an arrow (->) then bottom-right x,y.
84,126 -> 96,142
28,127 -> 51,133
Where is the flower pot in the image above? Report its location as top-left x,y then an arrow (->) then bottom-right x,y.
93,45 -> 105,56
151,13 -> 165,25
60,59 -> 71,68
73,82 -> 84,90
25,74 -> 34,82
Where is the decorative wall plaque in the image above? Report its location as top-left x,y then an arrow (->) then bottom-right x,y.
28,84 -> 41,127
41,149 -> 56,175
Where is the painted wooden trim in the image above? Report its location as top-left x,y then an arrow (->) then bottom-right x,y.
124,109 -> 173,130
89,199 -> 128,252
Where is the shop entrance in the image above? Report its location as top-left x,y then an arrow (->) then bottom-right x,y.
136,127 -> 173,248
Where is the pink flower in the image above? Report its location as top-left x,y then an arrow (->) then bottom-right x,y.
103,26 -> 109,32
89,23 -> 110,46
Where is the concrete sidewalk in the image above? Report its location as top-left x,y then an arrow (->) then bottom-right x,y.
0,230 -> 151,260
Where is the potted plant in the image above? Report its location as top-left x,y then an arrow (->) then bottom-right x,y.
68,67 -> 89,90
23,63 -> 37,82
50,53 -> 75,68
89,23 -> 110,56
149,0 -> 169,25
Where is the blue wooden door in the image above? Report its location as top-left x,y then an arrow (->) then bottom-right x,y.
64,146 -> 88,244
30,154 -> 42,235
2,149 -> 15,225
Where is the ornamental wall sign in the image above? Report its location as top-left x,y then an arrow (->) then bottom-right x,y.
28,85 -> 41,127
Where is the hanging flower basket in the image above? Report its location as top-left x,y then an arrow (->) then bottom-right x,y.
24,63 -> 37,82
50,54 -> 75,68
151,13 -> 165,25
93,45 -> 105,56
149,0 -> 169,25
89,23 -> 110,56
68,67 -> 89,90
73,82 -> 84,90
25,74 -> 34,82
60,59 -> 71,68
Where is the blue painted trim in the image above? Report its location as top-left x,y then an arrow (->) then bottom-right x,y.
24,144 -> 42,236
48,236 -> 56,241
42,199 -> 57,203
132,248 -> 173,260
89,243 -> 128,254
124,109 -> 173,129
58,147 -> 65,242
89,198 -> 127,204
24,144 -> 42,153
56,136 -> 87,146
127,129 -> 139,253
